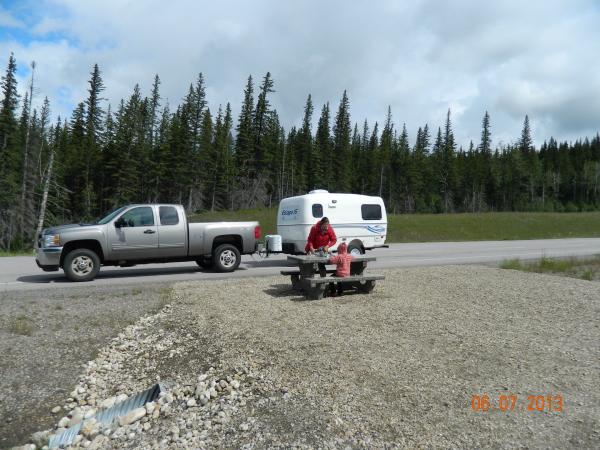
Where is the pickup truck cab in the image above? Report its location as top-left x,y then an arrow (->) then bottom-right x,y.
36,204 -> 260,281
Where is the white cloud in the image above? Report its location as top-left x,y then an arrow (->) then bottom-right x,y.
1,0 -> 599,147
0,7 -> 23,28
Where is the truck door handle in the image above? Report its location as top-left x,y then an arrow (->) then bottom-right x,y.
144,229 -> 156,234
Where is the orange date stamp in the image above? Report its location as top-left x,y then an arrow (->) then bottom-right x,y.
471,394 -> 563,412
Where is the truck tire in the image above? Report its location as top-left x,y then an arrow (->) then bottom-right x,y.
213,244 -> 241,272
63,248 -> 101,282
196,257 -> 213,270
347,241 -> 364,256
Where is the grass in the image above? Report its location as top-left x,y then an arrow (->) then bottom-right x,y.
0,250 -> 34,257
189,209 -> 600,243
501,255 -> 600,281
10,315 -> 35,336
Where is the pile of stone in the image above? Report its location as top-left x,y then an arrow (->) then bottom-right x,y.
18,302 -> 261,449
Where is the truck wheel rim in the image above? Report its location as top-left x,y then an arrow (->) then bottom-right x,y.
220,250 -> 236,268
72,256 -> 93,276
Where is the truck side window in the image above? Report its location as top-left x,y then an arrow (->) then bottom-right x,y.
361,204 -> 382,220
119,207 -> 155,227
159,206 -> 179,225
312,204 -> 323,218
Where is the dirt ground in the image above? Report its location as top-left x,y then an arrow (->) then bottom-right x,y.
2,265 -> 600,448
0,285 -> 171,448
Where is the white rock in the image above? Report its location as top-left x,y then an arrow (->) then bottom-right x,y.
198,374 -> 208,382
51,406 -> 61,414
118,407 -> 146,426
230,380 -> 240,389
81,418 -> 99,438
219,380 -> 228,389
143,422 -> 151,432
115,394 -> 128,404
199,395 -> 209,406
145,401 -> 155,414
100,396 -> 116,409
209,388 -> 218,399
88,435 -> 109,450
57,416 -> 70,428
69,411 -> 84,427
187,398 -> 197,407
240,423 -> 250,431
84,408 -> 97,419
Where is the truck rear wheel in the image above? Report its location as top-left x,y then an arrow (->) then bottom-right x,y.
213,244 -> 241,272
63,248 -> 100,282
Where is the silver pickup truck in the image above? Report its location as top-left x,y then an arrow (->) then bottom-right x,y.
35,204 -> 260,281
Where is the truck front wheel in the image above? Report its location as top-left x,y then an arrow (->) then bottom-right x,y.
63,248 -> 101,282
213,244 -> 241,272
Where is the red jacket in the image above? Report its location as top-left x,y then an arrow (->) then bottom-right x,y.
329,253 -> 354,277
305,222 -> 337,253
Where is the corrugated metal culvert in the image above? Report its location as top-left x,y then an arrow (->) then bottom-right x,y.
48,383 -> 165,448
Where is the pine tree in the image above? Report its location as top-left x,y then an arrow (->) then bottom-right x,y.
84,63 -> 105,218
332,91 -> 352,191
253,72 -> 275,173
298,94 -> 314,190
314,103 -> 332,191
519,115 -> 533,153
0,53 -> 20,249
235,76 -> 254,179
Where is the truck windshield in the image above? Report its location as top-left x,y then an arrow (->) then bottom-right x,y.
96,206 -> 128,225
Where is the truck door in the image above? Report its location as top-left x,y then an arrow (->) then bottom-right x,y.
109,206 -> 159,260
156,205 -> 187,258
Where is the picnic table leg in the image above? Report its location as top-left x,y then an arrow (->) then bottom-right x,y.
358,280 -> 376,293
306,284 -> 326,300
290,274 -> 301,290
318,263 -> 327,278
350,261 -> 367,276
297,263 -> 317,293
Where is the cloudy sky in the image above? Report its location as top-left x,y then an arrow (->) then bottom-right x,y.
1,0 -> 599,148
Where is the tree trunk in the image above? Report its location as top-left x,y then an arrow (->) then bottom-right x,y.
35,148 -> 54,249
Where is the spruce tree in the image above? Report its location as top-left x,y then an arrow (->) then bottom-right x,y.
332,91 -> 351,192
314,103 -> 331,191
235,76 -> 254,178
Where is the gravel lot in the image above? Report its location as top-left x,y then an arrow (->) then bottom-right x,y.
9,265 -> 599,449
0,285 -> 171,448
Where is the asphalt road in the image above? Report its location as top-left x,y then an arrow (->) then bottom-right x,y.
1,238 -> 599,292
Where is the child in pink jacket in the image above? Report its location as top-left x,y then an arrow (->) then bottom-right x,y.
328,242 -> 354,296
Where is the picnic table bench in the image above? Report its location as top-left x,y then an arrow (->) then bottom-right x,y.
283,254 -> 385,300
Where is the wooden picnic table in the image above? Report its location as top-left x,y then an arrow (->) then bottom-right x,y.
283,254 -> 384,300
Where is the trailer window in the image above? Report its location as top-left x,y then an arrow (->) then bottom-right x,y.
159,206 -> 179,225
361,204 -> 382,220
312,204 -> 323,218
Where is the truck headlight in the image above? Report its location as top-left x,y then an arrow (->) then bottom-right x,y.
43,234 -> 61,247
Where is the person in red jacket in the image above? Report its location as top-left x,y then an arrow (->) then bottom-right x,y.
305,217 -> 337,254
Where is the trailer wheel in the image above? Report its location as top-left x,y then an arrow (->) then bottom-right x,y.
347,241 -> 364,256
213,244 -> 241,272
63,248 -> 100,282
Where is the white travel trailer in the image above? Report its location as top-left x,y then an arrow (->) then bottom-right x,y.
277,190 -> 388,255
